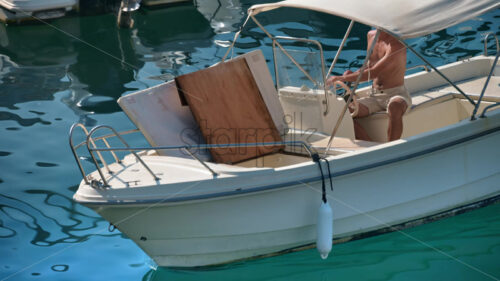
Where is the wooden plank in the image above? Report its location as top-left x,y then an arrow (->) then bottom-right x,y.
175,59 -> 283,164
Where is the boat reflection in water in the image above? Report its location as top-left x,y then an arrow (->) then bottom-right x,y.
0,2 -> 217,121
0,18 -> 78,108
131,3 -> 215,79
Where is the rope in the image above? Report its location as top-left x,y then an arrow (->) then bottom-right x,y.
323,158 -> 334,192
312,153 -> 334,203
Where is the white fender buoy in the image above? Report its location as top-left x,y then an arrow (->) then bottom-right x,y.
316,201 -> 333,259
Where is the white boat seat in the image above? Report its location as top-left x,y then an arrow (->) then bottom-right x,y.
410,91 -> 455,109
368,74 -> 500,118
361,91 -> 453,120
353,84 -> 455,116
437,75 -> 500,102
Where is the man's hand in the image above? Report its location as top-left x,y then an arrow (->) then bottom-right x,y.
326,75 -> 342,86
343,70 -> 353,75
326,70 -> 353,86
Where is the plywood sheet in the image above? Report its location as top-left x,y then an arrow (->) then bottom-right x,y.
175,59 -> 283,164
117,81 -> 211,161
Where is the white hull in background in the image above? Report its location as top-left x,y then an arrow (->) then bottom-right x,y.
0,0 -> 77,22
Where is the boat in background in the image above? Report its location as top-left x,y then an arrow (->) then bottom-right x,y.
0,0 -> 192,23
0,0 -> 77,23
69,0 -> 500,268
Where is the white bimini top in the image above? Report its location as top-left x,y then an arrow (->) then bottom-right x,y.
248,0 -> 500,39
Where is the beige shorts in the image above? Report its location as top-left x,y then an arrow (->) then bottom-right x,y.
356,85 -> 412,116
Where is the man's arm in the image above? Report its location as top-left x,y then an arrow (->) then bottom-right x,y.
327,30 -> 391,85
336,48 -> 390,83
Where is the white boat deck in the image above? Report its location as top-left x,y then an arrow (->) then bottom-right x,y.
407,75 -> 500,110
437,76 -> 500,102
89,153 -> 277,189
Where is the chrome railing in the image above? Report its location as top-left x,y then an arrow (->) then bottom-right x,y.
474,34 -> 500,119
472,50 -> 500,119
69,123 -> 141,187
484,32 -> 499,56
69,123 -> 317,188
86,125 -> 159,187
406,64 -> 431,73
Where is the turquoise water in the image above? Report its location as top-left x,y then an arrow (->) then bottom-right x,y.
0,1 -> 499,280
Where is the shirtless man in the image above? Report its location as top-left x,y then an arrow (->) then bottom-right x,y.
327,30 -> 411,141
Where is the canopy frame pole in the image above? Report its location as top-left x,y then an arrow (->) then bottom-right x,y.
221,13 -> 252,63
326,20 -> 355,79
400,40 -> 476,106
323,29 -> 381,156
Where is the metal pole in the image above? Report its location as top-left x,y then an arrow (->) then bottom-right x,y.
401,41 -> 476,106
69,123 -> 90,185
221,14 -> 251,63
484,33 -> 499,56
87,125 -> 159,187
471,51 -> 500,120
326,20 -> 355,79
323,30 -> 381,156
182,147 -> 218,177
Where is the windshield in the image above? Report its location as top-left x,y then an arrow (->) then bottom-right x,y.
273,42 -> 326,91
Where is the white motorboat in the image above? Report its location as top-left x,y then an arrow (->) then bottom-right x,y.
70,0 -> 500,267
0,0 -> 77,22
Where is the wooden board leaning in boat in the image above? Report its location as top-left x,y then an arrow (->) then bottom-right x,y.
175,58 -> 284,164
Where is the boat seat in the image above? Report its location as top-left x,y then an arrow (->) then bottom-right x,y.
354,84 -> 455,114
367,74 -> 500,118
355,90 -> 463,142
410,91 -> 455,109
349,57 -> 499,142
436,75 -> 500,102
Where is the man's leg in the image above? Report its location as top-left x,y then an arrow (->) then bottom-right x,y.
349,103 -> 371,141
387,97 -> 408,141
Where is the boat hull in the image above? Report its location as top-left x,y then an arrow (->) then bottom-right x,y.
83,119 -> 500,267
